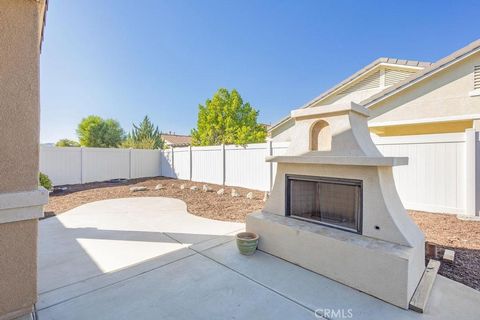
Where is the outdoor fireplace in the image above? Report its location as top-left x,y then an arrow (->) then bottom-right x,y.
286,175 -> 362,233
246,102 -> 425,309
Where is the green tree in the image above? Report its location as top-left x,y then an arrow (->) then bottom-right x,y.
76,115 -> 125,147
121,116 -> 165,149
191,88 -> 267,146
56,139 -> 80,147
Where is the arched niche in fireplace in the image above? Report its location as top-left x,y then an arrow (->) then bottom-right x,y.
310,120 -> 331,151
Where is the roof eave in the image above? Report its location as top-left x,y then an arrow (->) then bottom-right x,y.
363,39 -> 480,108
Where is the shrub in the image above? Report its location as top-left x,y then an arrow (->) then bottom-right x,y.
39,172 -> 53,191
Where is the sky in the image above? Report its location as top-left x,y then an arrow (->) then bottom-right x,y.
40,0 -> 480,143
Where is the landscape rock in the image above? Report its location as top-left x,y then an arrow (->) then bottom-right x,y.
180,184 -> 186,190
246,192 -> 254,199
154,184 -> 164,190
190,186 -> 198,191
263,192 -> 269,202
217,188 -> 225,195
231,189 -> 240,197
130,186 -> 147,192
202,184 -> 213,192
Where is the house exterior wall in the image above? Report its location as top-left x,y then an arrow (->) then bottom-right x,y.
270,66 -> 423,142
369,52 -> 480,127
0,1 -> 47,319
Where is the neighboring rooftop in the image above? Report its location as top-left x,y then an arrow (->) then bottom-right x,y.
161,133 -> 192,147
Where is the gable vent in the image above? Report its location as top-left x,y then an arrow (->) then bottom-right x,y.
338,71 -> 380,95
385,69 -> 417,86
475,65 -> 480,90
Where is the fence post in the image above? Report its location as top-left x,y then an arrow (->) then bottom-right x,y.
129,148 -> 132,179
465,128 -> 479,216
159,149 -> 162,177
189,146 -> 193,181
268,140 -> 273,191
171,147 -> 175,177
80,147 -> 84,184
222,144 -> 226,185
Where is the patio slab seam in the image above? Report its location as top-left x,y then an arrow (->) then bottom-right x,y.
37,247 -> 198,311
188,244 -> 320,317
38,226 -> 245,312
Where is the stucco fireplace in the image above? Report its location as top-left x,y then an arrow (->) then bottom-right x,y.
246,102 -> 425,309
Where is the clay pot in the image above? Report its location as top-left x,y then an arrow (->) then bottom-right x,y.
236,232 -> 259,255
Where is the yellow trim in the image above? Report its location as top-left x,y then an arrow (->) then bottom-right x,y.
369,120 -> 473,136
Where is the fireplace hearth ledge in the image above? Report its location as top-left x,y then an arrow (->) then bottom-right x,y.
247,211 -> 423,309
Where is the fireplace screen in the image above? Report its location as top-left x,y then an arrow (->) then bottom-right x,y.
286,175 -> 362,233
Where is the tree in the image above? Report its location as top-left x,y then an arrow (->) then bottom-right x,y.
191,88 -> 267,146
121,116 -> 165,149
76,115 -> 125,147
55,139 -> 80,147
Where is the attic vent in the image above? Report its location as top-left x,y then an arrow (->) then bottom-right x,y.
475,65 -> 480,90
338,71 -> 380,95
385,69 -> 416,86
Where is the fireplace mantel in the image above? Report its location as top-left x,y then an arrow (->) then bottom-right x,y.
266,155 -> 408,166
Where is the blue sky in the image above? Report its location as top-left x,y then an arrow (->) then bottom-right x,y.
40,0 -> 480,143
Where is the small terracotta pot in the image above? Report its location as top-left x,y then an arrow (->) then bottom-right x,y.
236,232 -> 259,255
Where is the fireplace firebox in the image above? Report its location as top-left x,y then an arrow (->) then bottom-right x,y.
285,175 -> 362,234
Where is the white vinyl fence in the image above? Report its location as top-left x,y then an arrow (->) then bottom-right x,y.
160,142 -> 289,191
40,147 -> 161,185
373,132 -> 477,215
40,130 -> 479,216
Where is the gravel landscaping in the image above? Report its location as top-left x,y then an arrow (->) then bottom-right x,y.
44,177 -> 480,291
44,177 -> 265,222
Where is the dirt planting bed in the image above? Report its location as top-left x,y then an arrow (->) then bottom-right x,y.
44,177 -> 265,222
410,211 -> 480,291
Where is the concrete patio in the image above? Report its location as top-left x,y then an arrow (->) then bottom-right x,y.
38,197 -> 480,320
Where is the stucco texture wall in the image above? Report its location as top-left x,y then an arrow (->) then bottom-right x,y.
0,220 -> 38,320
0,0 -> 41,193
370,53 -> 480,125
0,1 -> 44,319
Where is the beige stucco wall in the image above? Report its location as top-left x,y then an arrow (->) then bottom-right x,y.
370,52 -> 480,124
317,86 -> 386,107
0,220 -> 38,320
0,1 -> 45,319
0,0 -> 42,193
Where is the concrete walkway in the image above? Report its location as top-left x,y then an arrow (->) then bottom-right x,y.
38,197 -> 480,320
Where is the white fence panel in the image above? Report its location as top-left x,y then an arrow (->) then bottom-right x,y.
225,143 -> 270,191
131,149 -> 161,179
173,147 -> 191,180
160,149 -> 175,178
271,142 -> 290,189
39,146 -> 82,185
374,133 -> 466,214
82,148 -> 130,183
192,146 -> 223,185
